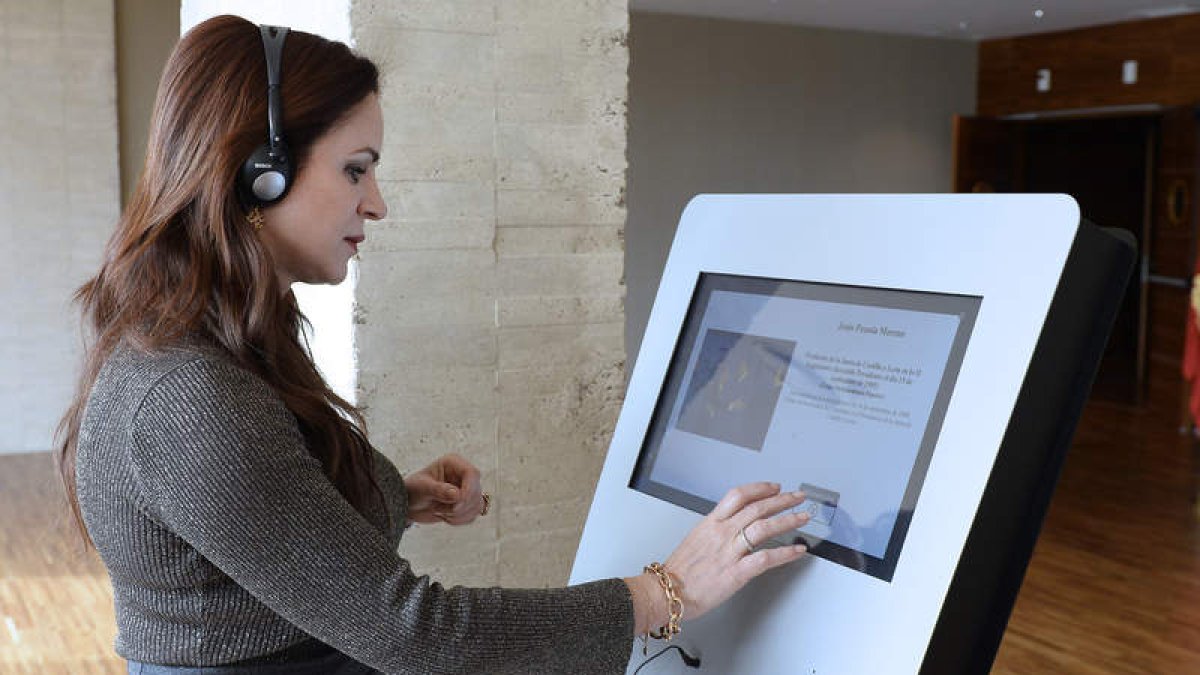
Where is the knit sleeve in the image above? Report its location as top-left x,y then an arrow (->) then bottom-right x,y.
128,356 -> 634,674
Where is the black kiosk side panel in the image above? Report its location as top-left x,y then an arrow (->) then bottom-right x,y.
920,222 -> 1136,674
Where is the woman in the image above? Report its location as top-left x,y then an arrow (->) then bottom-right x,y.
56,15 -> 810,674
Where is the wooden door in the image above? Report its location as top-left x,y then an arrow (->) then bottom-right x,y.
952,113 -> 1154,405
951,115 -> 1021,194
1151,107 -> 1200,425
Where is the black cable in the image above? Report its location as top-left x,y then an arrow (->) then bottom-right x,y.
632,644 -> 702,673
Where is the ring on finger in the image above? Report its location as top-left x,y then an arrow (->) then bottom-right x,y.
737,525 -> 756,554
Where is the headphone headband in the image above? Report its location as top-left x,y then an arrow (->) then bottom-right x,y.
259,25 -> 288,150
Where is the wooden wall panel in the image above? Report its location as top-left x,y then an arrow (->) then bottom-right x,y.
978,15 -> 1200,117
1152,169 -> 1195,280
1151,109 -> 1197,281
951,115 -> 1020,192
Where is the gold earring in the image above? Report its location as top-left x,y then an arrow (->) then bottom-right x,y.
247,207 -> 264,231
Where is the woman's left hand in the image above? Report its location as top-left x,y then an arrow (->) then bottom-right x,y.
403,453 -> 487,526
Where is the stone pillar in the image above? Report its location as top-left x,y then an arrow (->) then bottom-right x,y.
0,0 -> 119,454
352,1 -> 629,587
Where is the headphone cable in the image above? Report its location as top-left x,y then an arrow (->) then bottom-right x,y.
632,644 -> 702,673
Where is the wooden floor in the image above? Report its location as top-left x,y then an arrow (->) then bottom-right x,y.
0,452 -> 123,674
1,387 -> 1198,673
990,381 -> 1200,674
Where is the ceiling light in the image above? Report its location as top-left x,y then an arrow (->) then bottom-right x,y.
1034,9 -> 1044,18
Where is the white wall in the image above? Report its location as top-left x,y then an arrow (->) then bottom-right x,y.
625,12 -> 978,366
181,0 -> 348,42
0,0 -> 119,454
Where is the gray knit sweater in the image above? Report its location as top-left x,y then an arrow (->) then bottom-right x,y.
75,340 -> 634,673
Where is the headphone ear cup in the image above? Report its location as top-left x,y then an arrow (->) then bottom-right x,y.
239,142 -> 293,206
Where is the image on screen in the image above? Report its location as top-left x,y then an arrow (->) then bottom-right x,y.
629,273 -> 981,581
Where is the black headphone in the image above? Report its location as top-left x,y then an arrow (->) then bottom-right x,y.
239,25 -> 292,206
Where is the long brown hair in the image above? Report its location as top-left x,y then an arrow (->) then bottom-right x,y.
56,15 -> 385,542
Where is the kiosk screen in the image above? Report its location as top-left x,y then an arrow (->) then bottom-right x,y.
630,273 -> 981,581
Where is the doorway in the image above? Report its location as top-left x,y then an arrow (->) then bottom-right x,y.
954,113 -> 1159,404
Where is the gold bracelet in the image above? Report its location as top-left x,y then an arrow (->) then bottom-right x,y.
642,562 -> 683,651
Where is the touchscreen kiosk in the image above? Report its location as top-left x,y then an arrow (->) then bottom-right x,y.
570,195 -> 1133,674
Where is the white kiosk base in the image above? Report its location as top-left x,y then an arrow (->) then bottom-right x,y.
570,195 -> 1134,674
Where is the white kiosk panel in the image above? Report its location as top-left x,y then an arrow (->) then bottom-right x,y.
570,194 -> 1131,674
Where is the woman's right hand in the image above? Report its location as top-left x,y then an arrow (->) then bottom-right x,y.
624,482 -> 809,634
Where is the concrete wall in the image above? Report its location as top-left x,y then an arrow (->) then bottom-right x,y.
625,12 -> 978,365
351,0 -> 629,588
0,0 -> 119,454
